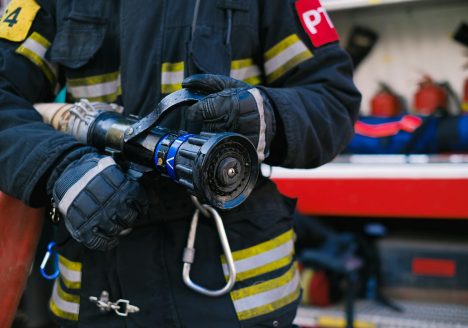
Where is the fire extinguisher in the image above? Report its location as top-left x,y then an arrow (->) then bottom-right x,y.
370,83 -> 402,117
413,76 -> 448,115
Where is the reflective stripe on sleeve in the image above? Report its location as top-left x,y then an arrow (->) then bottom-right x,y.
49,279 -> 80,321
264,34 -> 313,83
247,88 -> 267,162
161,61 -> 184,94
222,229 -> 294,281
15,32 -> 58,85
231,263 -> 301,320
230,58 -> 262,85
58,255 -> 82,289
67,71 -> 122,102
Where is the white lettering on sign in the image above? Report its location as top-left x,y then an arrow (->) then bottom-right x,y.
302,7 -> 334,35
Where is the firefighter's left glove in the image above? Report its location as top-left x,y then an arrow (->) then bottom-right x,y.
182,74 -> 276,161
48,150 -> 149,251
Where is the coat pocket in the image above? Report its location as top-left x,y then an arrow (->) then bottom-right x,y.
50,12 -> 107,69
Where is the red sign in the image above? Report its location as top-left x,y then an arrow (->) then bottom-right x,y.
295,0 -> 339,47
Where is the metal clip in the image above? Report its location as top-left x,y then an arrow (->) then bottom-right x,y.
182,197 -> 236,297
40,242 -> 60,280
89,291 -> 140,317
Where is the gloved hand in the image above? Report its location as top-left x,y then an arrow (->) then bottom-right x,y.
182,74 -> 276,161
47,149 -> 148,251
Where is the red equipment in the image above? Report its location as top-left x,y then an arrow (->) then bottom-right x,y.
0,192 -> 44,328
370,83 -> 401,117
413,76 -> 447,115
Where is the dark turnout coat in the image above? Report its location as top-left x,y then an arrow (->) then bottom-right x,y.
0,0 -> 360,326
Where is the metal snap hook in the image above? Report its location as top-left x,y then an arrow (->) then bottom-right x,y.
183,198 -> 236,297
40,241 -> 60,280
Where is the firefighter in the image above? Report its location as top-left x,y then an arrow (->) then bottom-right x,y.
0,0 -> 360,326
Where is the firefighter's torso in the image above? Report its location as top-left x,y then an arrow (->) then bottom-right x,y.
51,0 -> 263,117
44,1 -> 299,327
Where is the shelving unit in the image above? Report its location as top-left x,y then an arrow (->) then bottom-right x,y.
322,0 -> 426,11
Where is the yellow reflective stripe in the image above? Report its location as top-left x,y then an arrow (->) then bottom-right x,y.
162,61 -> 184,72
67,72 -> 121,101
50,299 -> 79,321
231,58 -> 254,70
67,71 -> 120,87
161,61 -> 184,94
15,32 -> 57,84
230,58 -> 262,85
29,31 -> 50,48
56,280 -> 80,303
231,263 -> 297,300
223,229 -> 294,263
232,264 -> 301,320
237,285 -> 300,320
49,280 -> 80,321
232,253 -> 293,282
265,34 -> 301,61
161,83 -> 182,94
243,76 -> 261,86
58,255 -> 82,289
264,34 -> 313,83
267,51 -> 312,83
59,255 -> 82,271
60,276 -> 81,290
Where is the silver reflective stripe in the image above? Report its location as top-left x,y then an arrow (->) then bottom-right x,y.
16,32 -> 58,83
162,70 -> 184,85
233,269 -> 300,313
222,240 -> 293,275
58,262 -> 81,284
51,281 -> 80,315
58,157 -> 116,215
69,78 -> 121,99
230,65 -> 261,81
264,41 -> 309,76
22,36 -> 47,58
247,88 -> 266,162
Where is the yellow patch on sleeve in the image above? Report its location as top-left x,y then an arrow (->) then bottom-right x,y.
0,0 -> 40,42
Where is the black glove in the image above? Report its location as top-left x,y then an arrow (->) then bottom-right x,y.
182,74 -> 276,161
48,149 -> 148,251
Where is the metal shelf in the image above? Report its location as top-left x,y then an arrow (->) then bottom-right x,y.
322,0 -> 429,11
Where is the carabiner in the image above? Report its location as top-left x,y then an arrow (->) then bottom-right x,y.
182,202 -> 236,297
40,241 -> 60,280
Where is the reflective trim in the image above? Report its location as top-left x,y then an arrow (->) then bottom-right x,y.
67,71 -> 122,102
58,157 -> 116,215
231,264 -> 301,320
58,255 -> 82,289
161,61 -> 184,94
15,32 -> 58,85
224,229 -> 294,262
248,88 -> 266,162
264,34 -> 313,83
49,279 -> 80,321
230,58 -> 261,85
222,231 -> 294,282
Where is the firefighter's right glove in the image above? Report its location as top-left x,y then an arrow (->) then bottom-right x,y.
48,150 -> 149,251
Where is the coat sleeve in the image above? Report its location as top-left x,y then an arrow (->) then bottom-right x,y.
0,0 -> 84,207
258,0 -> 361,168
